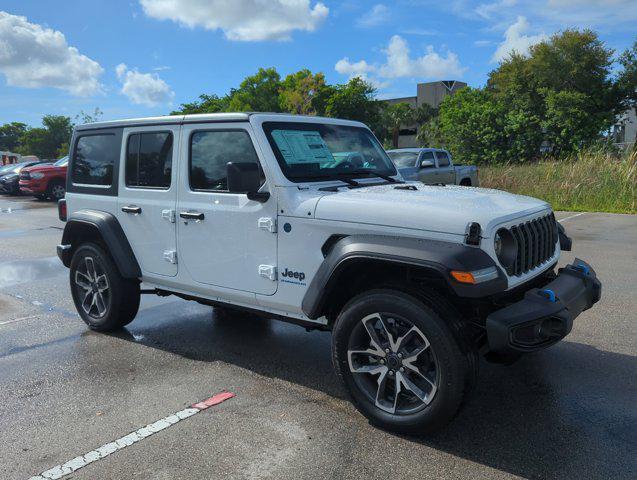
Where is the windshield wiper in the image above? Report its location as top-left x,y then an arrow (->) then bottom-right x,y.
346,169 -> 402,184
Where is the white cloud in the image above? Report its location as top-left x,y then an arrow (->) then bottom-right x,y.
335,58 -> 375,77
335,35 -> 465,90
139,0 -> 329,41
544,0 -> 637,26
378,35 -> 465,79
0,11 -> 103,96
475,0 -> 517,19
357,4 -> 389,28
491,16 -> 547,63
116,64 -> 174,106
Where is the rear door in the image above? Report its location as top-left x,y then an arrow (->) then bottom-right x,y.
117,126 -> 179,277
435,150 -> 456,184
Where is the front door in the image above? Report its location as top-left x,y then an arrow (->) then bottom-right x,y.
117,126 -> 179,277
176,124 -> 278,295
416,151 -> 439,184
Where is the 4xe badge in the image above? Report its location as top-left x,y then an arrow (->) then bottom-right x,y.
280,268 -> 306,286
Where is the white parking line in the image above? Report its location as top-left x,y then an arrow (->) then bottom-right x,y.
0,315 -> 39,326
558,212 -> 586,223
27,391 -> 235,480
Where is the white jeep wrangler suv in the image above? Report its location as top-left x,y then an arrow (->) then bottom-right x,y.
57,113 -> 601,434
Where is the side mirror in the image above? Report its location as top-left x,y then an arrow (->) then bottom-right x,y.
420,160 -> 434,168
226,162 -> 269,203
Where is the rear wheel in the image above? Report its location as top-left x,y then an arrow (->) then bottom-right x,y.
332,289 -> 474,434
48,180 -> 66,201
459,178 -> 472,186
70,243 -> 140,331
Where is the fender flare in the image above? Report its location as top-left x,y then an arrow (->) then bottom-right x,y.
301,235 -> 506,319
58,209 -> 141,279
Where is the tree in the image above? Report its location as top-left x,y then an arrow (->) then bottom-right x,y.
325,77 -> 382,133
171,94 -> 230,115
228,67 -> 283,112
17,115 -> 72,159
486,29 -> 620,156
280,69 -> 329,115
75,107 -> 104,125
618,38 -> 637,148
0,122 -> 28,151
383,103 -> 415,148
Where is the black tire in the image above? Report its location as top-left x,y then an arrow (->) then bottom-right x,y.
47,180 -> 66,201
459,179 -> 472,186
69,243 -> 140,331
332,289 -> 475,435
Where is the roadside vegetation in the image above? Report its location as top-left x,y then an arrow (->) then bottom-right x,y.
480,149 -> 637,214
1,30 -> 635,212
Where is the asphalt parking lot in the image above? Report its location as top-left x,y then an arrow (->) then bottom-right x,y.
0,195 -> 635,480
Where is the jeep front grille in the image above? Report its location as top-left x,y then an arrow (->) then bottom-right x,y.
508,213 -> 558,276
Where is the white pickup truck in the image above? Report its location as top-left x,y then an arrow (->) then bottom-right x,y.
387,148 -> 478,186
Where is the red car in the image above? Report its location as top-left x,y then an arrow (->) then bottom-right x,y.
19,156 -> 68,201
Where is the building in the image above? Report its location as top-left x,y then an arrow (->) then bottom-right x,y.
612,107 -> 637,150
385,80 -> 467,148
1,151 -> 21,166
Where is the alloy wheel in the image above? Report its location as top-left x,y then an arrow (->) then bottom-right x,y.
347,312 -> 439,414
74,256 -> 110,318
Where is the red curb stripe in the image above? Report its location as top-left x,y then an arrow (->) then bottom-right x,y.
192,391 -> 235,410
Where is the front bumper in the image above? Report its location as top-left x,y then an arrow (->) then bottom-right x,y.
486,259 -> 601,354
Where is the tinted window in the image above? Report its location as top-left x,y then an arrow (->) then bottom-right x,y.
436,151 -> 450,167
190,130 -> 260,191
126,132 -> 173,188
421,152 -> 435,162
72,135 -> 117,185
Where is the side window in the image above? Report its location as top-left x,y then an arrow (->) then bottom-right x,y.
72,134 -> 118,186
436,151 -> 450,167
126,132 -> 173,188
190,130 -> 261,191
421,151 -> 435,161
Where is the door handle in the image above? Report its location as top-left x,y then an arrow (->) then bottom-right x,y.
179,211 -> 205,221
122,205 -> 142,214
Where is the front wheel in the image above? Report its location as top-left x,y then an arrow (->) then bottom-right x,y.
332,289 -> 474,434
48,180 -> 66,201
70,243 -> 140,331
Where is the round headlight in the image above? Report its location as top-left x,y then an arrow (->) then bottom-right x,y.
494,228 -> 517,271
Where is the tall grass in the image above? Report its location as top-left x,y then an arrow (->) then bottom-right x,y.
479,149 -> 637,214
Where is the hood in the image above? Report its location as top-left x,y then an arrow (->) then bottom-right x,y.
314,183 -> 550,237
23,163 -> 55,173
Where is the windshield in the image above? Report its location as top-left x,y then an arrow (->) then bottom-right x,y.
387,151 -> 419,168
263,122 -> 397,182
54,156 -> 69,167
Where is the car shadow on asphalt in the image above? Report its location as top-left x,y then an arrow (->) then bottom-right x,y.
109,300 -> 637,480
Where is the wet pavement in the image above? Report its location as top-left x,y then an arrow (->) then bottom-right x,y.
0,195 -> 635,480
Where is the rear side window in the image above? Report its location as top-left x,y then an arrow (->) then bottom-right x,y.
436,151 -> 450,167
190,130 -> 260,191
72,134 -> 118,186
126,132 -> 173,188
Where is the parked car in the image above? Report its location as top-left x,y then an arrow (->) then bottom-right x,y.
387,148 -> 478,186
0,161 -> 48,194
19,156 -> 68,200
57,113 -> 600,434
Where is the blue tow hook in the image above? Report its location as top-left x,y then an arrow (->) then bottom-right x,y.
574,263 -> 590,276
539,289 -> 557,303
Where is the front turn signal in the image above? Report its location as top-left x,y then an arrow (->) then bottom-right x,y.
450,271 -> 476,284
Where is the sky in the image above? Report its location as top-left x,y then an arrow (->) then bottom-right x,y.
0,0 -> 636,127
